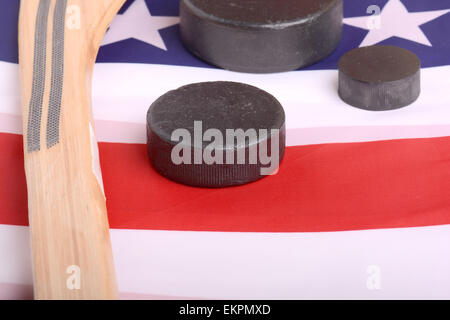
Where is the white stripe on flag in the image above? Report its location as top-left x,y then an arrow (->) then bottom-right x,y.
1,224 -> 450,299
1,61 -> 450,145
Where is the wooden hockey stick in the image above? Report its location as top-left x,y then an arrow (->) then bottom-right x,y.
18,0 -> 125,299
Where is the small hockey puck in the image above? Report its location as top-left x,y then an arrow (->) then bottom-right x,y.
180,0 -> 343,73
338,45 -> 421,111
147,82 -> 286,188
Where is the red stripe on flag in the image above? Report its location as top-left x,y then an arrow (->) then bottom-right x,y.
1,133 -> 449,232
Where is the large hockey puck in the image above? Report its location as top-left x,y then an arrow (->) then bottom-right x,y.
147,82 -> 286,188
338,45 -> 421,111
180,0 -> 343,73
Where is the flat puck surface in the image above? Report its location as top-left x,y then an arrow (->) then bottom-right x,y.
180,0 -> 343,73
147,82 -> 286,188
339,45 -> 420,83
338,45 -> 421,111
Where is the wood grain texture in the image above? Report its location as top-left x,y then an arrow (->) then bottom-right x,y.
18,0 -> 125,300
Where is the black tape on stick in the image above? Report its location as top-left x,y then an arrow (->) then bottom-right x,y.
146,82 -> 286,188
338,45 -> 421,111
180,0 -> 343,73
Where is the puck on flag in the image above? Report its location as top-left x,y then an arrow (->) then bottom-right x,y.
180,0 -> 343,73
338,45 -> 421,111
146,81 -> 286,188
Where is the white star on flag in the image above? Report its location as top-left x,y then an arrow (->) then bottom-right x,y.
101,0 -> 180,50
344,0 -> 450,47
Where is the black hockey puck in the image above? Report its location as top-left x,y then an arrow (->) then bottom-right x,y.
180,0 -> 343,73
147,82 -> 286,188
338,45 -> 421,111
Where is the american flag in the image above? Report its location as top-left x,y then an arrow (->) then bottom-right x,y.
1,0 -> 450,299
